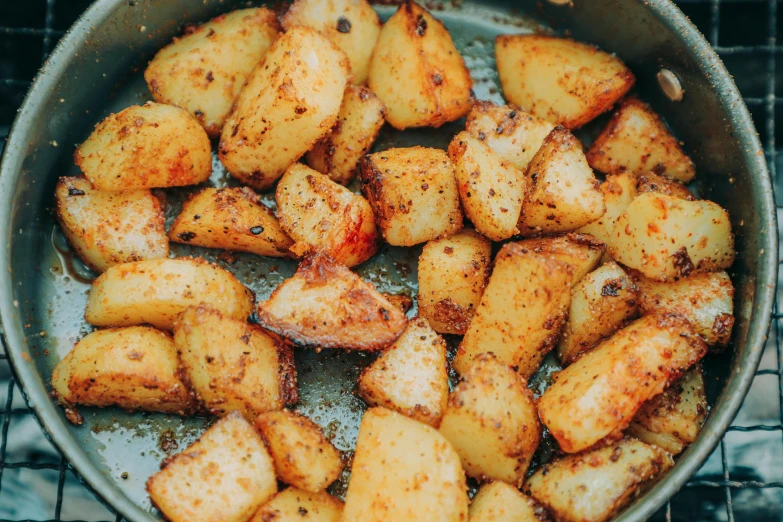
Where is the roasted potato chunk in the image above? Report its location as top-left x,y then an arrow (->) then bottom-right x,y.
276,163 -> 379,267
359,147 -> 463,246
525,437 -> 672,522
469,482 -> 549,522
342,407 -> 469,522
147,412 -> 277,522
75,102 -> 211,191
85,257 -> 254,330
577,172 -> 637,246
144,8 -> 280,136
516,233 -> 605,285
168,187 -> 294,258
439,354 -> 541,486
54,176 -> 168,273
219,26 -> 350,189
539,314 -> 707,453
586,97 -> 696,183
255,410 -> 343,492
495,34 -> 635,129
257,253 -> 407,351
636,171 -> 695,200
418,229 -> 491,335
368,1 -> 473,129
454,243 -> 572,378
251,488 -> 343,522
610,192 -> 735,281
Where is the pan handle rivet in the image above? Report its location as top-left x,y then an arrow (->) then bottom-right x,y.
657,69 -> 684,101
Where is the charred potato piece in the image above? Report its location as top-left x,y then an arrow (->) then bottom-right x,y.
577,172 -> 637,246
469,482 -> 549,522
251,488 -> 344,522
515,233 -> 605,285
636,171 -> 695,200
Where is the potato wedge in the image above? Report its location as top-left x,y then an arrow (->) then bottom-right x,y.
469,482 -> 549,522
525,437 -> 672,522
54,176 -> 168,273
359,147 -> 463,246
448,131 -> 527,241
539,314 -> 707,453
515,233 -> 605,285
636,171 -> 695,200
219,26 -> 350,189
610,192 -> 735,281
144,8 -> 280,137
75,102 -> 211,191
251,488 -> 343,522
368,1 -> 473,129
586,97 -> 696,182
439,353 -> 540,486
418,229 -> 491,335
147,412 -> 277,522
85,257 -> 254,330
256,253 -> 407,351
168,187 -> 294,258
342,407 -> 469,522
255,410 -> 343,493
276,163 -> 379,267
495,34 -> 635,129
576,172 -> 637,246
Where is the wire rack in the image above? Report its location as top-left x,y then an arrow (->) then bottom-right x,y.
0,0 -> 781,521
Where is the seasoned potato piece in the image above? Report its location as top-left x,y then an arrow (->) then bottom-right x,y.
439,354 -> 541,486
539,314 -> 707,453
448,132 -> 527,241
610,192 -> 735,281
454,243 -> 572,378
257,253 -> 407,350
636,171 -> 695,200
54,176 -> 168,273
586,97 -> 696,183
342,407 -> 469,522
358,317 -> 449,427
75,102 -> 211,191
144,8 -> 280,136
168,187 -> 294,258
282,0 -> 381,85
382,292 -> 414,314
276,163 -> 379,267
219,26 -> 350,190
368,1 -> 473,129
469,482 -> 549,522
516,233 -> 605,285
495,34 -> 635,129
85,257 -> 254,330
577,172 -> 637,246
147,412 -> 277,522
525,437 -> 672,522
251,488 -> 343,522
465,101 -> 555,172
51,327 -> 195,420
255,410 -> 343,492
557,262 -> 639,365
418,229 -> 491,335
359,147 -> 463,246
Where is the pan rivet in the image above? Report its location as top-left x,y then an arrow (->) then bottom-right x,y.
657,69 -> 684,101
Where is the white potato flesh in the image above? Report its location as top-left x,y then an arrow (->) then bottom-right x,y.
577,172 -> 638,246
515,233 -> 605,285
251,488 -> 343,522
469,482 -> 547,522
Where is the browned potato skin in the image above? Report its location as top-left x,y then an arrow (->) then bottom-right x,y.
168,187 -> 294,258
515,233 -> 605,285
576,172 -> 637,247
257,253 -> 407,351
251,488 -> 344,522
469,481 -> 550,522
54,177 -> 168,273
636,171 -> 695,200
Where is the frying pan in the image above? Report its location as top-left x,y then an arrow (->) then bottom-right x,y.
0,0 -> 776,520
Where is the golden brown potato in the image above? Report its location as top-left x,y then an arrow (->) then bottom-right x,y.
147,412 -> 277,522
448,131 -> 527,241
495,34 -> 635,129
257,253 -> 407,351
454,243 -> 572,378
54,176 -> 168,273
417,229 -> 491,335
85,257 -> 255,330
219,26 -> 350,189
439,354 -> 540,486
382,292 -> 414,314
636,171 -> 695,200
518,128 -> 605,235
341,407 -> 469,522
75,102 -> 211,191
538,314 -> 707,453
282,0 -> 381,85
276,163 -> 379,267
359,147 -> 463,246
577,172 -> 638,246
610,192 -> 735,281
515,233 -> 605,285
525,437 -> 672,522
255,410 -> 343,493
168,187 -> 294,258
586,97 -> 696,183
368,1 -> 473,129
251,488 -> 343,522
358,317 -> 449,427
469,482 -> 549,522
144,8 -> 280,137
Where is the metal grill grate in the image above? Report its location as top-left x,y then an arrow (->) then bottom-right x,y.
0,0 -> 780,521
